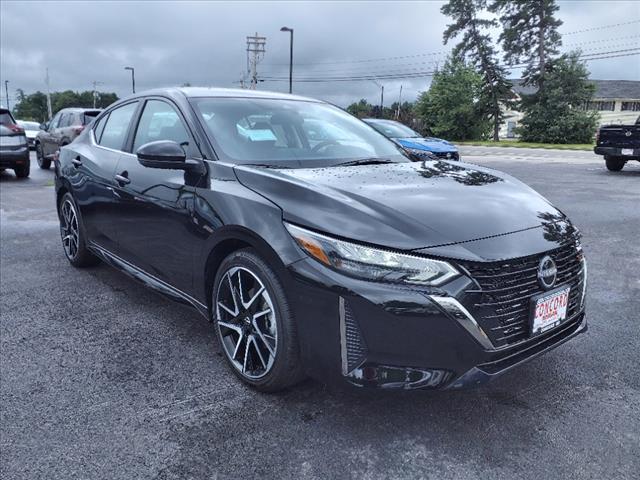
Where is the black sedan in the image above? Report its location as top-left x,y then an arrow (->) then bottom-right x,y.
54,88 -> 587,392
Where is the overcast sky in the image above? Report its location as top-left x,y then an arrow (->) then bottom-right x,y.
1,0 -> 639,108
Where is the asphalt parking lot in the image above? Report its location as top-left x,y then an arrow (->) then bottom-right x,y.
1,148 -> 639,480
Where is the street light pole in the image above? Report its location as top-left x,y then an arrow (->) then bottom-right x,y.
4,80 -> 9,110
124,66 -> 135,94
280,27 -> 294,94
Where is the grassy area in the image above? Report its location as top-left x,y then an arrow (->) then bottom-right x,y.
457,140 -> 593,151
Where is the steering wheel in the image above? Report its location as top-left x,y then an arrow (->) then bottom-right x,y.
311,140 -> 340,153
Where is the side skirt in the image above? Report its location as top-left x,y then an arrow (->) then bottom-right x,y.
89,243 -> 210,319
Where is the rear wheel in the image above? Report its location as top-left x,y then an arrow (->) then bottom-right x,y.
212,248 -> 305,392
605,156 -> 625,172
58,192 -> 99,267
36,143 -> 51,169
14,159 -> 30,178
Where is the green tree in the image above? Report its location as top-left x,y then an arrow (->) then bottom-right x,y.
13,90 -> 119,122
12,91 -> 49,122
517,52 -> 598,143
414,57 -> 490,141
346,98 -> 375,118
442,0 -> 512,141
491,0 -> 563,89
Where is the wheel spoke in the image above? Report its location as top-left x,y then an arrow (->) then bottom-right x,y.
253,308 -> 271,319
243,285 -> 265,310
252,323 -> 276,357
232,331 -> 244,359
249,336 -> 268,370
226,273 -> 239,315
242,339 -> 250,374
217,301 -> 236,317
218,320 -> 242,336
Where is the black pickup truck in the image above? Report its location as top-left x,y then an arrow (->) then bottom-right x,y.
594,115 -> 640,172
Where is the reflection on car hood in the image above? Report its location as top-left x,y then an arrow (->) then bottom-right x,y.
396,137 -> 457,153
234,160 -> 573,252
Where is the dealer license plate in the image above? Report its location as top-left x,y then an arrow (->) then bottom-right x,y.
621,148 -> 634,156
531,287 -> 570,336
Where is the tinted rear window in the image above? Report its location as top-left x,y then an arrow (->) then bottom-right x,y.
0,112 -> 15,125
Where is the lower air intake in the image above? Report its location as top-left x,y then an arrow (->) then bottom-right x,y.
339,297 -> 367,375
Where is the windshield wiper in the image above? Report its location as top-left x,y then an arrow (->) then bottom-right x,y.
334,158 -> 395,167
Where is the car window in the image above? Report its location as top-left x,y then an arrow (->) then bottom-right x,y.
98,102 -> 138,150
50,112 -> 62,129
60,113 -> 72,128
133,100 -> 190,152
367,120 -> 421,139
0,111 -> 15,125
92,114 -> 107,143
191,97 -> 402,165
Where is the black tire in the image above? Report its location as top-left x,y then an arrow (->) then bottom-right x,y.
36,143 -> 51,169
14,159 -> 30,178
212,248 -> 305,392
58,192 -> 100,267
605,156 -> 625,172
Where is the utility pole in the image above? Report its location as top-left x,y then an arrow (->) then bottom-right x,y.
124,66 -> 135,94
372,80 -> 384,118
280,27 -> 294,94
4,80 -> 9,110
45,68 -> 53,120
396,85 -> 403,120
246,33 -> 266,90
91,80 -> 103,108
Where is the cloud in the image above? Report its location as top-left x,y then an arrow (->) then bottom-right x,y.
1,0 -> 638,108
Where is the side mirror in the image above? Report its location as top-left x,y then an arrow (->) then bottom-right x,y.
137,140 -> 187,169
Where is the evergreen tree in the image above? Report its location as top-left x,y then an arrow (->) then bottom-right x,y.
491,0 -> 563,89
517,52 -> 598,143
414,56 -> 490,141
442,0 -> 512,141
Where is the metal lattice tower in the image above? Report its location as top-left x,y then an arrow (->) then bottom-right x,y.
246,33 -> 266,90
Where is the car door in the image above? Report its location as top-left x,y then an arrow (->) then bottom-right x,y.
41,111 -> 62,157
73,102 -> 139,253
112,98 -> 206,296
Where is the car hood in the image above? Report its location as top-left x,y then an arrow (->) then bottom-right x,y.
234,160 -> 572,252
396,137 -> 457,153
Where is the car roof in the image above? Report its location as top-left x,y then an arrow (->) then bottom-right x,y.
362,118 -> 399,124
123,87 -> 323,104
57,108 -> 102,113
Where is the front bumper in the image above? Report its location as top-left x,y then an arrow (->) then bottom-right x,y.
286,257 -> 586,391
0,146 -> 30,167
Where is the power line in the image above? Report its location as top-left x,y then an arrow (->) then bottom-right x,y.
562,19 -> 640,36
261,49 -> 640,83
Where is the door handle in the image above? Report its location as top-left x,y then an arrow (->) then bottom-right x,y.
115,172 -> 131,185
72,157 -> 82,167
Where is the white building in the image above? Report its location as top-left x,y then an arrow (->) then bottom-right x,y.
500,79 -> 640,139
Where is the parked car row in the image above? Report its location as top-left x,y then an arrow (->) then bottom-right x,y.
0,108 -> 102,177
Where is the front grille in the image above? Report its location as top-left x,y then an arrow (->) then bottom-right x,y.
459,242 -> 585,348
432,151 -> 459,161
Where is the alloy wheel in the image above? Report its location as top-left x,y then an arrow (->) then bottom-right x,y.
215,266 -> 278,379
60,199 -> 80,260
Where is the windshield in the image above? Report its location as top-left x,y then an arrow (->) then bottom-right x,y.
17,121 -> 40,131
366,120 -> 421,139
191,97 -> 406,166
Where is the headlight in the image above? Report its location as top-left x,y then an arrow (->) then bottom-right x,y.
285,223 -> 459,286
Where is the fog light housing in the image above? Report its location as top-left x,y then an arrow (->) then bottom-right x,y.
346,364 -> 452,389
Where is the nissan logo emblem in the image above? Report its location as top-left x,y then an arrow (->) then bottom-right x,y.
625,130 -> 632,137
538,255 -> 557,290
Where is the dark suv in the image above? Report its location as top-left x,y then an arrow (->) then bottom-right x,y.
35,108 -> 101,169
0,108 -> 30,178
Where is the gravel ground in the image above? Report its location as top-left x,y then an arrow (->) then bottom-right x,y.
1,149 -> 639,479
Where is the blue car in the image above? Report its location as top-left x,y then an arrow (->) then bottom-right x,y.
363,118 -> 459,161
